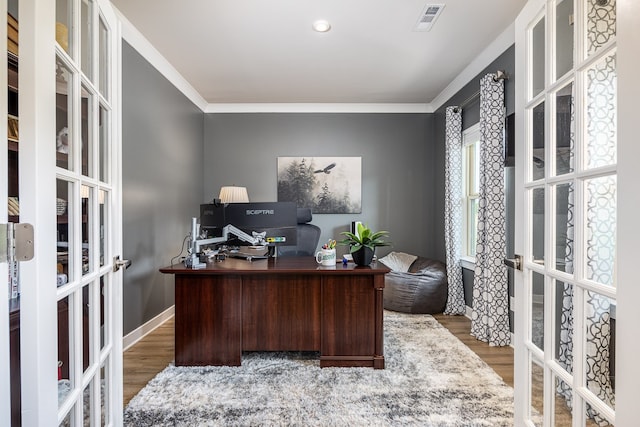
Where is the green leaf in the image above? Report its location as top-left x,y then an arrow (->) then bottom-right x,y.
349,243 -> 363,253
338,224 -> 390,249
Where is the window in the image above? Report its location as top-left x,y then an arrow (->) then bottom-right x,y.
462,123 -> 480,263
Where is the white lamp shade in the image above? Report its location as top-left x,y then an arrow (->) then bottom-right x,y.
219,186 -> 249,203
81,186 -> 106,204
81,185 -> 90,199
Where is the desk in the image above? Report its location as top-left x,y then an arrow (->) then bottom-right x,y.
160,257 -> 389,369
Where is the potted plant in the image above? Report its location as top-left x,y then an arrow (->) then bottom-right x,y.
339,223 -> 391,266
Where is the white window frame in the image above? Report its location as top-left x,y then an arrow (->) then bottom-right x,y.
461,123 -> 480,270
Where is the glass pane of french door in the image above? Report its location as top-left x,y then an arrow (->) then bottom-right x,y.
55,0 -> 117,424
519,0 -> 617,425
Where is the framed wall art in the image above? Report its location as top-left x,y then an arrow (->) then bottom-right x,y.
277,156 -> 362,214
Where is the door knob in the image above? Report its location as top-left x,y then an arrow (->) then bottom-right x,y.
113,255 -> 132,272
504,254 -> 523,271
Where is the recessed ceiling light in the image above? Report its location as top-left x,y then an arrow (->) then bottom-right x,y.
313,20 -> 331,33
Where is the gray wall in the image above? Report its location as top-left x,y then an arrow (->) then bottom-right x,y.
203,113 -> 437,260
8,0 -> 17,18
121,41 -> 204,335
433,45 -> 516,320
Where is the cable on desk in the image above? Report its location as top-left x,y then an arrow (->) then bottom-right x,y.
171,233 -> 191,266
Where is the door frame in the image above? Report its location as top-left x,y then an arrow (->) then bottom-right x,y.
106,0 -> 125,423
614,0 -> 640,425
514,0 -> 543,424
19,1 -> 60,423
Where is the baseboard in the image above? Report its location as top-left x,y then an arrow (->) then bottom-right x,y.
465,305 -> 473,319
123,305 -> 175,352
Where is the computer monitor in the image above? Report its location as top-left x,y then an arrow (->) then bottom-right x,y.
200,203 -> 226,238
200,201 -> 298,247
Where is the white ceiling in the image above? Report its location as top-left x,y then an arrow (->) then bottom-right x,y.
111,0 -> 526,107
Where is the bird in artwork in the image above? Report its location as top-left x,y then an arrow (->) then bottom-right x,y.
314,162 -> 336,174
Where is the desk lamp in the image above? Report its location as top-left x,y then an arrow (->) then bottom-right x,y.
219,186 -> 249,203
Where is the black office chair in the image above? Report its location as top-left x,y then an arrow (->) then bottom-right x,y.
277,208 -> 321,257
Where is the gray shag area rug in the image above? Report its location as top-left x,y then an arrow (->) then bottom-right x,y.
124,311 -> 514,426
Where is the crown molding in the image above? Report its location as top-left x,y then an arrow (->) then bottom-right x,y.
114,6 -> 209,112
204,103 -> 432,114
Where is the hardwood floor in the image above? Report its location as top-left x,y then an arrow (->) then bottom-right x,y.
123,317 -> 175,406
123,313 -> 514,406
432,313 -> 514,387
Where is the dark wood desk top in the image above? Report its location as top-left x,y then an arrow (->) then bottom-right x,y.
160,256 -> 390,276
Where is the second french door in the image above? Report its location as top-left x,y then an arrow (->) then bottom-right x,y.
12,0 -> 123,425
514,0 -> 617,425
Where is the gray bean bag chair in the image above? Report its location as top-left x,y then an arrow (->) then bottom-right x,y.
381,255 -> 448,314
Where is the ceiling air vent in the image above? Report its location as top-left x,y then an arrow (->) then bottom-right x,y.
414,4 -> 445,32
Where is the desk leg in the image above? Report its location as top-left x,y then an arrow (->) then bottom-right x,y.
174,275 -> 242,366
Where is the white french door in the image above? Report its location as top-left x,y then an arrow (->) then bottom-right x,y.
5,0 -> 123,425
514,0 -> 618,425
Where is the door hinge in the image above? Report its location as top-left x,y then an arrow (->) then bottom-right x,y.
1,223 -> 35,264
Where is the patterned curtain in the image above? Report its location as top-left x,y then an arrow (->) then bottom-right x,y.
557,59 -> 616,424
557,83 -> 576,413
443,107 -> 465,315
583,1 -> 617,418
470,74 -> 510,347
552,1 -> 616,418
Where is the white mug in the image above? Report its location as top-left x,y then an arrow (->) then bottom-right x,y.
315,248 -> 336,266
